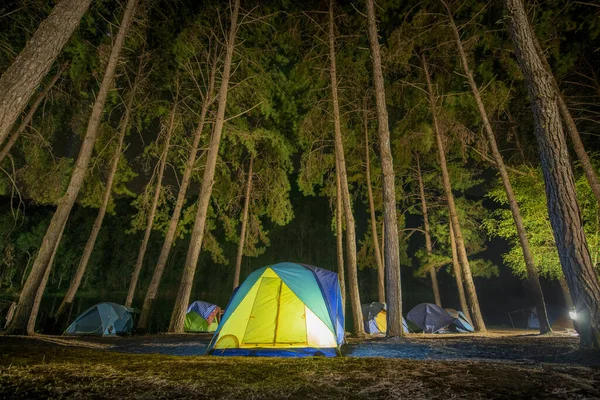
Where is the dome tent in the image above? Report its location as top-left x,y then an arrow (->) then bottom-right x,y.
445,308 -> 475,333
362,302 -> 408,334
207,262 -> 345,357
407,303 -> 456,333
185,301 -> 220,332
64,302 -> 134,336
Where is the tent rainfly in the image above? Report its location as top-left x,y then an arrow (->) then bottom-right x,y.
407,303 -> 456,333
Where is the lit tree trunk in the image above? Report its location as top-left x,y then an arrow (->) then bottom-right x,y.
449,222 -> 471,322
0,64 -> 66,164
136,49 -> 218,333
27,220 -> 67,334
5,0 -> 138,335
559,275 -> 575,310
365,116 -> 385,303
0,0 -> 92,147
55,88 -> 132,318
416,155 -> 441,307
232,156 -> 254,289
442,0 -> 550,333
328,0 -> 363,335
365,0 -> 403,336
506,0 -> 600,348
421,55 -> 486,332
336,171 -> 346,307
168,0 -> 240,333
125,96 -> 178,308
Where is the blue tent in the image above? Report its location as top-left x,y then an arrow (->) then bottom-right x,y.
207,262 -> 345,357
407,303 -> 456,333
362,302 -> 409,334
65,302 -> 134,336
445,308 -> 475,333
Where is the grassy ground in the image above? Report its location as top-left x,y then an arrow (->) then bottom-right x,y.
1,333 -> 599,399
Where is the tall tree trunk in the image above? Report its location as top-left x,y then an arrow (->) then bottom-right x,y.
27,220 -> 67,334
364,116 -> 385,304
0,64 -> 66,164
421,55 -> 487,332
55,88 -> 132,318
4,0 -> 138,335
559,275 -> 575,310
449,222 -> 471,322
168,0 -> 241,333
530,34 -> 600,205
328,0 -> 363,335
416,156 -> 441,307
136,48 -> 218,333
232,156 -> 254,289
506,0 -> 600,348
0,0 -> 92,147
125,96 -> 178,308
336,170 -> 346,307
365,0 -> 403,336
442,0 -> 550,333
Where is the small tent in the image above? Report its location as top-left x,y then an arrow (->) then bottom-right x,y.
207,262 -> 345,357
185,301 -> 220,332
445,308 -> 475,333
407,303 -> 456,333
64,302 -> 134,336
362,302 -> 409,334
509,306 -> 575,331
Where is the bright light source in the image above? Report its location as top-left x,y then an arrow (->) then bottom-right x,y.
569,310 -> 577,320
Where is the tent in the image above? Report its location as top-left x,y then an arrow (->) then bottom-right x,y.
64,302 -> 134,336
445,308 -> 475,333
509,306 -> 575,331
407,303 -> 456,333
362,302 -> 409,334
185,301 -> 220,332
207,262 -> 345,357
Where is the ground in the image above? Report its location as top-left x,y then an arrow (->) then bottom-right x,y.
1,330 -> 599,399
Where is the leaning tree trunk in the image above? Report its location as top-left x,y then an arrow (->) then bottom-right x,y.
4,0 -> 138,335
0,64 -> 66,163
136,49 -> 219,333
336,170 -> 346,307
530,34 -> 600,205
365,0 -> 403,336
232,156 -> 254,289
0,0 -> 92,147
55,89 -> 132,319
416,155 -> 441,307
328,0 -> 363,335
442,0 -> 550,333
506,0 -> 600,348
364,116 -> 385,304
27,220 -> 67,334
168,0 -> 240,333
449,222 -> 471,322
421,55 -> 486,332
125,97 -> 178,308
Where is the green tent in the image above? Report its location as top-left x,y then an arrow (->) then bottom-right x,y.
184,301 -> 220,333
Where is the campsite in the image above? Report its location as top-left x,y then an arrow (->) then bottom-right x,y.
1,0 -> 600,398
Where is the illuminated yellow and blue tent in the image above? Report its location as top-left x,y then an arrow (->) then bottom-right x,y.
207,262 -> 345,357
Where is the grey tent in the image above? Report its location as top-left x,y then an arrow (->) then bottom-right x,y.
407,303 -> 456,333
65,302 -> 135,336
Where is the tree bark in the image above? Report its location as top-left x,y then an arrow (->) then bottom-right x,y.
365,0 -> 403,337
125,96 -> 178,308
27,220 -> 67,334
442,0 -> 550,333
328,0 -> 364,335
506,0 -> 600,348
4,0 -> 138,335
416,155 -> 441,307
421,55 -> 486,332
365,116 -> 385,304
0,64 -> 66,164
449,222 -> 471,322
55,86 -> 132,318
232,156 -> 254,289
336,170 -> 346,307
136,47 -> 219,333
168,0 -> 241,333
0,0 -> 92,147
